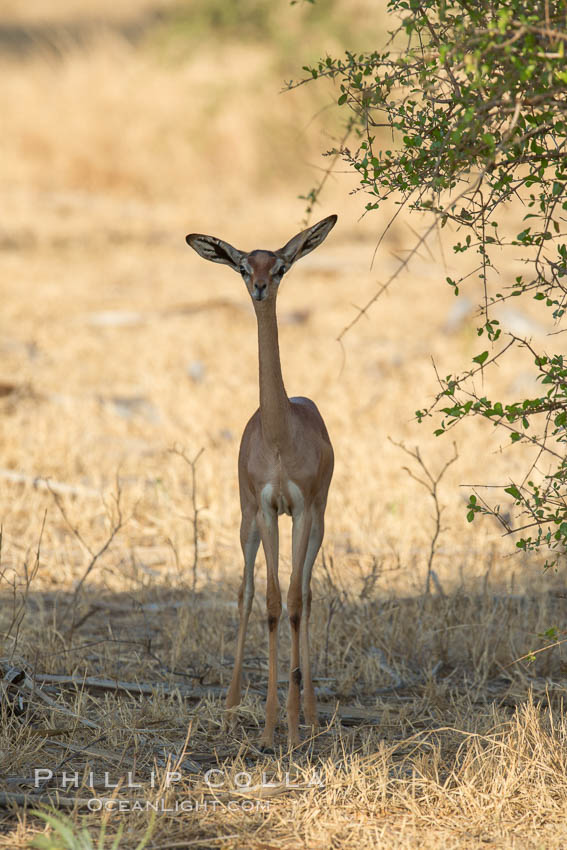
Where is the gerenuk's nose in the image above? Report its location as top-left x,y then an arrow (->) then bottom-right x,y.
253,282 -> 267,300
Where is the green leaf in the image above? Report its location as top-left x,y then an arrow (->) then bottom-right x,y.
298,0 -> 567,560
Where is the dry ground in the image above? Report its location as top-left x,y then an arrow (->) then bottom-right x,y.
1,2 -> 567,848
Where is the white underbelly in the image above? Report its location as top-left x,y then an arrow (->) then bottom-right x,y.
260,481 -> 304,517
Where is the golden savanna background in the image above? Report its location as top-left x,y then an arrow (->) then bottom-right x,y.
1,2 -> 567,848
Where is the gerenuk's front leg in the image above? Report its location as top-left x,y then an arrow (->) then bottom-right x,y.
256,509 -> 281,749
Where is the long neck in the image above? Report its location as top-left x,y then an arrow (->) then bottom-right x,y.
256,300 -> 291,447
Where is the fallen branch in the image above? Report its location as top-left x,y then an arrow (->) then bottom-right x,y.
1,663 -> 100,730
0,791 -> 93,810
23,674 -> 100,730
0,468 -> 99,498
33,673 -> 227,700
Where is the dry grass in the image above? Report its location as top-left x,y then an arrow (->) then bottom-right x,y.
1,2 -> 566,848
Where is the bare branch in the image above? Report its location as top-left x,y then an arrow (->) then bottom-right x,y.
169,446 -> 205,592
390,439 -> 458,594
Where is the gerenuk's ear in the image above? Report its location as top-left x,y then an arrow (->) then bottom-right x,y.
185,233 -> 245,272
276,214 -> 337,267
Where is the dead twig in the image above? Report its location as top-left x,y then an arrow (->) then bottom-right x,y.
169,446 -> 205,591
390,439 -> 459,595
48,478 -> 125,635
1,512 -> 46,661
